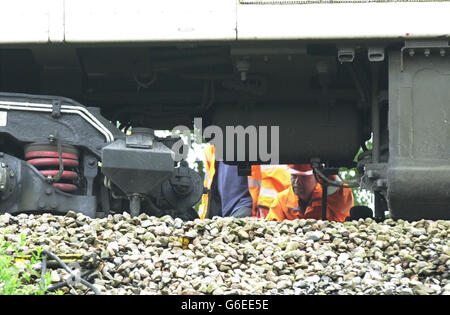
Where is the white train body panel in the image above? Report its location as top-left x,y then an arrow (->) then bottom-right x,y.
1,0 -> 450,44
237,2 -> 450,40
64,0 -> 237,42
0,0 -> 62,43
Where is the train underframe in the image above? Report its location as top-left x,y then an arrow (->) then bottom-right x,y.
0,39 -> 448,220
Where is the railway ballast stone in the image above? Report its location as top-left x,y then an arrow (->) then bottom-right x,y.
0,212 -> 449,295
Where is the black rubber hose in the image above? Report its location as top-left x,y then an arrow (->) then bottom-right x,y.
47,269 -> 96,292
41,250 -> 100,295
312,167 -> 360,189
40,256 -> 47,291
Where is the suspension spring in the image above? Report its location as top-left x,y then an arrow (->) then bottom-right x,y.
25,143 -> 80,193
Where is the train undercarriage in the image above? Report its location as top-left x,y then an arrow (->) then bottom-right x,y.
0,39 -> 449,220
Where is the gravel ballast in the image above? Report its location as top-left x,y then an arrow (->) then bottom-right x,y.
1,212 -> 449,295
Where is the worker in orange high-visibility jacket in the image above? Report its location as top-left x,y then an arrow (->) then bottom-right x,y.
266,164 -> 353,222
198,144 -> 291,219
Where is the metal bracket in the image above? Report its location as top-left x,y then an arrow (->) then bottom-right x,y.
83,153 -> 98,196
337,47 -> 355,63
38,185 -> 58,211
237,163 -> 252,176
126,128 -> 154,149
51,100 -> 62,118
360,163 -> 387,193
400,40 -> 449,71
368,47 -> 385,62
236,57 -> 251,81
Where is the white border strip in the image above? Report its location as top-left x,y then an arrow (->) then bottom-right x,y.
240,0 -> 446,4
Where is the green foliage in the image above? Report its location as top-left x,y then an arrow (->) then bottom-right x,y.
339,140 -> 374,207
0,230 -> 57,295
339,169 -> 373,207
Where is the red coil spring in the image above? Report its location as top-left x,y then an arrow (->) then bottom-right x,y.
25,146 -> 80,193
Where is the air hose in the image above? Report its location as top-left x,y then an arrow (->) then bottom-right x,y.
40,250 -> 100,295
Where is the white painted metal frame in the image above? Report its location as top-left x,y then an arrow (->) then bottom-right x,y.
0,0 -> 62,43
236,2 -> 450,39
64,0 -> 237,42
0,0 -> 449,44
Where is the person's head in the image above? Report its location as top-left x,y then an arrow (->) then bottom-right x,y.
288,164 -> 317,202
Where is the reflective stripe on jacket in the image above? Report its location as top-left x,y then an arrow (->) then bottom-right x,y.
198,145 -> 216,219
254,164 -> 291,212
265,184 -> 353,222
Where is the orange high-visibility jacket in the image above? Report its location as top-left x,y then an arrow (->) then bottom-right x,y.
266,184 -> 353,222
198,144 -> 291,219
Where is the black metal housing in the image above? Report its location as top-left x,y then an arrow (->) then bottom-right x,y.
209,103 -> 361,167
387,48 -> 450,220
0,93 -> 124,158
0,153 -> 96,217
101,139 -> 174,195
0,93 -> 202,219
